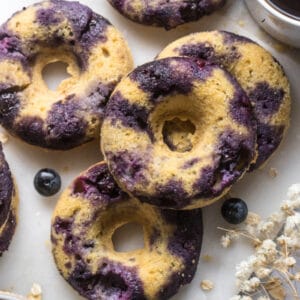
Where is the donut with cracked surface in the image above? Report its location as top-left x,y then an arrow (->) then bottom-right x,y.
0,0 -> 133,150
157,31 -> 291,170
0,143 -> 18,256
107,0 -> 226,30
101,57 -> 256,209
51,162 -> 203,300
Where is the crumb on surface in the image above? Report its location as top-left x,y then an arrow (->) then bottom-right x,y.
272,42 -> 289,53
45,240 -> 51,250
202,254 -> 213,262
268,167 -> 278,178
238,20 -> 245,27
200,280 -> 214,291
0,132 -> 9,144
178,24 -> 190,31
27,283 -> 42,300
62,166 -> 69,173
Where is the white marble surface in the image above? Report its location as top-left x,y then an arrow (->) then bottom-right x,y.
0,0 -> 299,299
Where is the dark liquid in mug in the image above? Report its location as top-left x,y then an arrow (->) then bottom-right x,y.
268,0 -> 300,19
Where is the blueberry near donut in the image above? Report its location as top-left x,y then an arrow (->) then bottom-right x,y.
107,0 -> 226,30
0,0 -> 133,150
0,143 -> 18,255
158,31 -> 291,170
101,57 -> 256,209
51,162 -> 203,300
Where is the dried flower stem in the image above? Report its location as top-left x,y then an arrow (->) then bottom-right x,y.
275,268 -> 299,298
217,227 -> 261,244
225,184 -> 300,300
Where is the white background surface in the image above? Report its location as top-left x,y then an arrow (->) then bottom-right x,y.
0,0 -> 299,299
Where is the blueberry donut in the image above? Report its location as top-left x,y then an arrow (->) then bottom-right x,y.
158,31 -> 291,170
107,0 -> 226,30
0,143 -> 18,255
101,57 -> 256,209
0,0 -> 133,150
51,162 -> 203,300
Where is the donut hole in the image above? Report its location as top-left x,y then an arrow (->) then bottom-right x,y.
112,222 -> 144,252
162,117 -> 196,153
42,61 -> 70,91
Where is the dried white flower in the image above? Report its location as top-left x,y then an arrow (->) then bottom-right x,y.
287,184 -> 300,202
221,234 -> 231,248
224,184 -> 300,299
236,258 -> 256,284
256,267 -> 272,279
269,211 -> 285,225
285,213 -> 300,235
256,239 -> 277,263
294,272 -> 300,281
284,256 -> 296,267
240,277 -> 260,293
257,221 -> 275,236
246,212 -> 261,226
281,200 -> 295,216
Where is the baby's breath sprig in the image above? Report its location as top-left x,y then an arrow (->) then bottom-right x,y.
220,184 -> 300,300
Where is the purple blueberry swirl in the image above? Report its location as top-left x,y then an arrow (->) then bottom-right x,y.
102,57 -> 256,209
51,162 -> 203,299
107,0 -> 226,29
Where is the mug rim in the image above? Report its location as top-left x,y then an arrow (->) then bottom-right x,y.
256,0 -> 300,26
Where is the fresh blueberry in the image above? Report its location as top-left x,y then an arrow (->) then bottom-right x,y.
221,198 -> 248,224
34,168 -> 61,197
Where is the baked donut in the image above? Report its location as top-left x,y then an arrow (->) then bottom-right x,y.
0,143 -> 18,255
0,0 -> 133,150
107,0 -> 226,30
158,31 -> 291,170
0,291 -> 26,300
101,57 -> 256,209
51,162 -> 203,300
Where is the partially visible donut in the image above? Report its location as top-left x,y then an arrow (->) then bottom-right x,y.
0,0 -> 133,150
107,0 -> 226,30
51,162 -> 203,300
0,143 -> 18,256
158,31 -> 291,170
101,57 -> 256,209
0,291 -> 26,300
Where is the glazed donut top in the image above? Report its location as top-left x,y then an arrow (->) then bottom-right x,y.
101,57 -> 256,209
52,162 -> 203,299
158,31 -> 291,170
0,0 -> 133,150
107,0 -> 226,29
